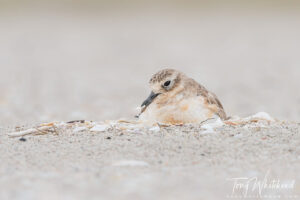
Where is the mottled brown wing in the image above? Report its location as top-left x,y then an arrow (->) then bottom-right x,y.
196,83 -> 227,120
207,92 -> 227,120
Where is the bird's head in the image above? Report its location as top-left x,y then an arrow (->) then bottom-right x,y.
140,69 -> 182,112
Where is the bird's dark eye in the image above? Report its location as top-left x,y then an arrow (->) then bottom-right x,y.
164,80 -> 171,87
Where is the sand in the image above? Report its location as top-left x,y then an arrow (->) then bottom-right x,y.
0,119 -> 299,200
1,2 -> 300,199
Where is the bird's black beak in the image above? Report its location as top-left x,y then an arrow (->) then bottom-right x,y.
141,91 -> 160,108
135,91 -> 161,118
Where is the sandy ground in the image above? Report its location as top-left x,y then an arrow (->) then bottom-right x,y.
1,120 -> 300,200
1,2 -> 300,200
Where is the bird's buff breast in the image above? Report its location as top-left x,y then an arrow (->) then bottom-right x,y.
139,95 -> 213,125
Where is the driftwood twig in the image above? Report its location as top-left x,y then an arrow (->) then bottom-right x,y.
7,126 -> 54,138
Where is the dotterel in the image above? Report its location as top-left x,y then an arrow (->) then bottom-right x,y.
138,69 -> 226,125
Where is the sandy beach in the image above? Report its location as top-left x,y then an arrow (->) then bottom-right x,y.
1,119 -> 300,200
1,1 -> 300,199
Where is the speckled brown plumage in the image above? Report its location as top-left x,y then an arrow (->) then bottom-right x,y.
149,69 -> 175,84
139,69 -> 227,124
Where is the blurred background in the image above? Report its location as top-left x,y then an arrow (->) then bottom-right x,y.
0,0 -> 300,126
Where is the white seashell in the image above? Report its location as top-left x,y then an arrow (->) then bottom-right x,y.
90,125 -> 109,132
149,126 -> 160,132
201,118 -> 224,134
246,112 -> 274,121
73,126 -> 87,133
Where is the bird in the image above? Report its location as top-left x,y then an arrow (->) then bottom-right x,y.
137,69 -> 226,125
